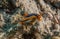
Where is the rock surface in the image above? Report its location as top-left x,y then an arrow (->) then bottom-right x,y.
0,0 -> 60,39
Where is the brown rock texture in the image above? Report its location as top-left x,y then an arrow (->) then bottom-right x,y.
0,0 -> 60,39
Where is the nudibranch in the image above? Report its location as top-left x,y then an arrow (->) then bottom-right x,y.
19,12 -> 42,25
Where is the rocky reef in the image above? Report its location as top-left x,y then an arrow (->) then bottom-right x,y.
0,0 -> 60,39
